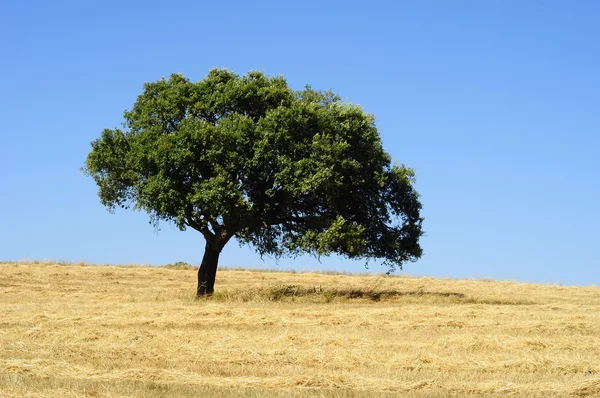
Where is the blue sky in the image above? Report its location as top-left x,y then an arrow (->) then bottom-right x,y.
1,1 -> 598,285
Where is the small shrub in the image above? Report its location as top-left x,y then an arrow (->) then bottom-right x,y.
162,261 -> 194,270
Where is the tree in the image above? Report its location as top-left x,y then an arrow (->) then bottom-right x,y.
84,69 -> 424,296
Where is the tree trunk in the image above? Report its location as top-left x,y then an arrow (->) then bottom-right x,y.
197,246 -> 221,296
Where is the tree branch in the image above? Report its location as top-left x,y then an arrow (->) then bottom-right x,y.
184,212 -> 215,241
208,220 -> 223,236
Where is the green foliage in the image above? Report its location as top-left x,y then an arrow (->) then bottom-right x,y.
84,69 -> 423,272
161,261 -> 194,270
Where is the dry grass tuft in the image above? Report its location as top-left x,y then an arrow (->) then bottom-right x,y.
1,261 -> 599,397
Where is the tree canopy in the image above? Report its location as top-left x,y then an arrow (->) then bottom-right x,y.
84,69 -> 423,295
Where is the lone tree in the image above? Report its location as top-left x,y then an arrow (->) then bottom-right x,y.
84,69 -> 423,296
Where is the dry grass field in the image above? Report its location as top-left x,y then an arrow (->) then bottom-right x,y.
1,261 -> 600,397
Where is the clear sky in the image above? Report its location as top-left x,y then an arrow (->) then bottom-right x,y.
1,1 -> 598,285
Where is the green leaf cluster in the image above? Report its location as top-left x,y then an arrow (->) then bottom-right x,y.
84,69 -> 423,270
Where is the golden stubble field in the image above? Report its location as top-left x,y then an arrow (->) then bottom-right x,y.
1,261 -> 600,397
